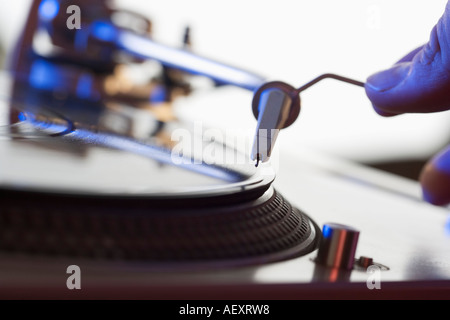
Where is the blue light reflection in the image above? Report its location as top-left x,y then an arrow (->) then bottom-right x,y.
38,0 -> 60,21
29,60 -> 67,91
322,224 -> 332,238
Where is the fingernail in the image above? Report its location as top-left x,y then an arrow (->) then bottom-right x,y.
366,63 -> 411,92
432,146 -> 450,174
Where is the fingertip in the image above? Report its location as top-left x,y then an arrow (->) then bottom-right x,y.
372,106 -> 400,117
364,64 -> 411,116
365,63 -> 411,93
420,148 -> 450,206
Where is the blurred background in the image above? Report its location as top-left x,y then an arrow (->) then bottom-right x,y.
0,0 -> 449,180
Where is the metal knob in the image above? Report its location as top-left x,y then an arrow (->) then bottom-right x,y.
315,223 -> 360,270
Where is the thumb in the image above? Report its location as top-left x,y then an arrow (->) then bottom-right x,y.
420,145 -> 450,206
365,2 -> 450,115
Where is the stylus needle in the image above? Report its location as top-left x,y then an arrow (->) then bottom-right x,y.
255,153 -> 261,168
251,89 -> 290,166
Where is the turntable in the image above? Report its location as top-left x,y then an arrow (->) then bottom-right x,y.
0,76 -> 320,266
1,0 -> 450,300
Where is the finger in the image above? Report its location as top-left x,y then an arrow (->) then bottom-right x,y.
373,106 -> 398,117
396,45 -> 425,64
420,145 -> 450,206
365,3 -> 450,115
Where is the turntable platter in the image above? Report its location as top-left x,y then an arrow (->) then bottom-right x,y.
0,86 -> 266,198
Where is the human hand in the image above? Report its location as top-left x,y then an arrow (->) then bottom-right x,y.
365,1 -> 450,206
